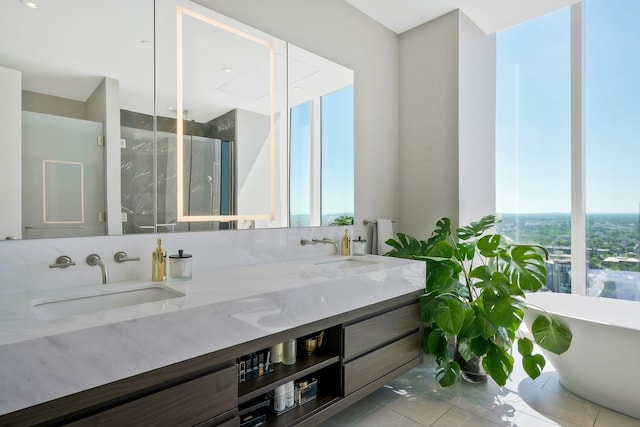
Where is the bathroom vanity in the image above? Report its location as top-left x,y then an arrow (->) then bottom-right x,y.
0,255 -> 424,426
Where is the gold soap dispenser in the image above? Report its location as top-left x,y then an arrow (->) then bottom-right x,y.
152,238 -> 167,281
341,229 -> 351,256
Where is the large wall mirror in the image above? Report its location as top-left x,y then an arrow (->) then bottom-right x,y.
0,0 -> 353,241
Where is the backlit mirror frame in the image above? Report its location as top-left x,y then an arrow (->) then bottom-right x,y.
175,6 -> 277,223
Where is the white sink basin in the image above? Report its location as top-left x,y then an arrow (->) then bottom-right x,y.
31,284 -> 185,320
314,257 -> 379,269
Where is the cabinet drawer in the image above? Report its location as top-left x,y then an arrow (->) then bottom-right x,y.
68,365 -> 238,427
194,411 -> 239,427
343,303 -> 418,361
343,332 -> 420,395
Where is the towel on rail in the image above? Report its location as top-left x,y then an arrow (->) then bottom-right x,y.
372,219 -> 394,255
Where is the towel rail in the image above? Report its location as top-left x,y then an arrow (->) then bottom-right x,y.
363,219 -> 396,225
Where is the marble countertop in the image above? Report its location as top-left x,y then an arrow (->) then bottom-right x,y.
0,254 -> 425,416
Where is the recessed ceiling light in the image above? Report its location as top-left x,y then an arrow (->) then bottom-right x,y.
20,0 -> 41,9
292,86 -> 302,91
222,67 -> 232,73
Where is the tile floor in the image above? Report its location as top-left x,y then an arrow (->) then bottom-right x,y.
319,355 -> 640,427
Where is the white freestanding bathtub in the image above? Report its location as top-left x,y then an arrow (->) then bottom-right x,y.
524,293 -> 640,419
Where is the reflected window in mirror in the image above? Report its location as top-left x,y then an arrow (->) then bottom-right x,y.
321,86 -> 354,226
288,84 -> 354,227
289,101 -> 314,227
287,44 -> 354,228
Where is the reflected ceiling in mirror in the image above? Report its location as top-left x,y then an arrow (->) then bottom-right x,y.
173,5 -> 286,226
0,0 -> 154,240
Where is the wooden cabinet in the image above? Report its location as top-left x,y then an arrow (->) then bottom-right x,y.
342,302 -> 421,395
343,302 -> 419,361
67,365 -> 237,427
0,294 -> 421,427
344,332 -> 420,395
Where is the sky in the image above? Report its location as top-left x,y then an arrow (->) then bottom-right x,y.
495,0 -> 640,214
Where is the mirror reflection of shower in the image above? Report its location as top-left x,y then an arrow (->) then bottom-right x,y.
184,136 -> 233,231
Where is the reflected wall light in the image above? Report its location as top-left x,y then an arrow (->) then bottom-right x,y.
176,6 -> 276,223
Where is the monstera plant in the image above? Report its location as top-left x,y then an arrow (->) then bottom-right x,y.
386,215 -> 572,387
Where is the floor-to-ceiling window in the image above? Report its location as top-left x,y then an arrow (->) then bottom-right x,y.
584,0 -> 640,300
496,8 -> 572,293
496,0 -> 640,300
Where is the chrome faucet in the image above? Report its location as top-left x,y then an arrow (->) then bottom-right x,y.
301,238 -> 340,254
86,254 -> 108,284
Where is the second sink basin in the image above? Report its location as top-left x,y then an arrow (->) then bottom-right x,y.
314,257 -> 380,269
31,284 -> 185,320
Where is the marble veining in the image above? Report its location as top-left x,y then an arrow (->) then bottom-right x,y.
0,251 -> 424,416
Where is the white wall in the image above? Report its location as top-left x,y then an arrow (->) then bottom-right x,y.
0,66 -> 22,240
458,12 -> 496,227
398,10 -> 496,238
399,11 -> 460,237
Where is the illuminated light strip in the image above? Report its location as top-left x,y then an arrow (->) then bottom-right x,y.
42,160 -> 84,224
176,6 -> 276,223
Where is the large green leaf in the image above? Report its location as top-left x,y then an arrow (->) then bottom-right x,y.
470,265 -> 492,282
456,241 -> 477,261
517,337 -> 534,356
470,336 -> 492,356
432,295 -> 465,335
426,328 -> 448,356
428,240 -> 456,258
522,354 -> 546,380
471,312 -> 497,339
427,217 -> 453,246
456,215 -> 500,241
457,337 -> 473,361
418,293 -> 436,323
385,233 -> 427,259
436,360 -> 460,387
531,315 -> 572,354
482,271 -> 513,296
506,245 -> 546,292
482,345 -> 514,386
459,307 -> 476,336
486,296 -> 525,331
477,235 -> 502,258
425,263 -> 458,294
494,326 -> 515,350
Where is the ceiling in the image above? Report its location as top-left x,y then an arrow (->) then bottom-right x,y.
343,0 -> 581,34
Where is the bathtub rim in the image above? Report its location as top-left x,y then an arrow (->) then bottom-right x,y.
524,292 -> 640,334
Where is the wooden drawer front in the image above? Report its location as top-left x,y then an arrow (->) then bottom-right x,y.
194,411 -> 239,427
343,332 -> 420,395
344,303 -> 418,361
68,365 -> 238,427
